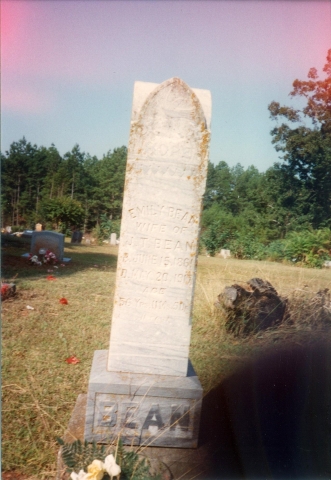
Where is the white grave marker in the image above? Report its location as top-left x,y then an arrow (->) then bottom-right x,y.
108,78 -> 211,376
110,233 -> 117,245
85,78 -> 211,447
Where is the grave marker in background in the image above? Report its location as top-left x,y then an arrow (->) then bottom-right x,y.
30,231 -> 65,261
71,230 -> 83,244
85,78 -> 211,447
110,233 -> 117,245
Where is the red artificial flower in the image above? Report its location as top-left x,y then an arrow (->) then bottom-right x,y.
59,297 -> 68,305
1,284 -> 9,296
46,275 -> 56,280
65,356 -> 80,364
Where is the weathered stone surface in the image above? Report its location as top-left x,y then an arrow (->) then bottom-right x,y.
108,78 -> 211,376
30,231 -> 65,261
85,351 -> 202,447
216,278 -> 287,336
60,392 -> 225,480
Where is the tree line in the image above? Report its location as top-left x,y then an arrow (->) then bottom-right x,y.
202,50 -> 331,266
1,141 -> 127,235
1,50 -> 330,264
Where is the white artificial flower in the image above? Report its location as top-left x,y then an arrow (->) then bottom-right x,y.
70,469 -> 88,480
103,454 -> 121,477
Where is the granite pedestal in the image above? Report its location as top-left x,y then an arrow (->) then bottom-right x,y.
85,350 -> 202,448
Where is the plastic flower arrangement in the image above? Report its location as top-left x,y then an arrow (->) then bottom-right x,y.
28,254 -> 42,266
70,455 -> 121,480
1,284 -> 9,297
44,250 -> 58,264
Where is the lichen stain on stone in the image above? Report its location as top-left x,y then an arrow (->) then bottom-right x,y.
192,125 -> 210,194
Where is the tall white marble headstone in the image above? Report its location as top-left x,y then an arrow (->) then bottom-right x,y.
108,77 -> 211,376
85,78 -> 211,448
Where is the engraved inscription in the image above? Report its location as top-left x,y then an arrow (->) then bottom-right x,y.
128,205 -> 198,224
93,393 -> 195,441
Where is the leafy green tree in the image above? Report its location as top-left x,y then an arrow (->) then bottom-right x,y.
91,146 -> 127,222
204,160 -> 232,209
1,137 -> 40,226
40,196 -> 85,233
40,144 -> 63,200
268,49 -> 331,228
63,144 -> 86,200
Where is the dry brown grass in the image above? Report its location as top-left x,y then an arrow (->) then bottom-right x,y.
191,256 -> 331,390
2,245 -> 331,478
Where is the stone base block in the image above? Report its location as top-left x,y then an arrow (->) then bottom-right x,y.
84,350 -> 203,448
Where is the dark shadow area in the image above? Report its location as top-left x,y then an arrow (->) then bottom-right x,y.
199,338 -> 331,479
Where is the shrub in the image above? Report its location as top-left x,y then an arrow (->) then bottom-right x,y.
227,234 -> 266,260
284,229 -> 331,267
264,240 -> 287,262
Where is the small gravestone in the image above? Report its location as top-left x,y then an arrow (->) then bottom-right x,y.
85,78 -> 211,448
110,233 -> 117,245
220,249 -> 231,258
35,223 -> 42,231
71,230 -> 83,244
5,226 -> 12,233
30,231 -> 65,261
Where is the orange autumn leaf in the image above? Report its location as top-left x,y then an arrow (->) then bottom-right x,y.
59,297 -> 68,305
47,275 -> 56,281
65,356 -> 80,364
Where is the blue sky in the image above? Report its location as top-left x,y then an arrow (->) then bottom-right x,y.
1,0 -> 331,170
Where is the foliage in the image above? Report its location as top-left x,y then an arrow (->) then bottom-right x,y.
116,441 -> 160,480
283,228 -> 331,267
268,49 -> 331,228
40,196 -> 85,233
57,438 -> 160,480
201,220 -> 233,256
1,141 -> 127,233
263,240 -> 287,262
226,234 -> 266,260
57,438 -> 107,474
202,220 -> 331,267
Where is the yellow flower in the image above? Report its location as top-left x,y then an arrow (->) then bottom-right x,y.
86,459 -> 104,480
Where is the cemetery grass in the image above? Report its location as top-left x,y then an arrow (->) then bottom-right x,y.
2,243 -> 331,479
